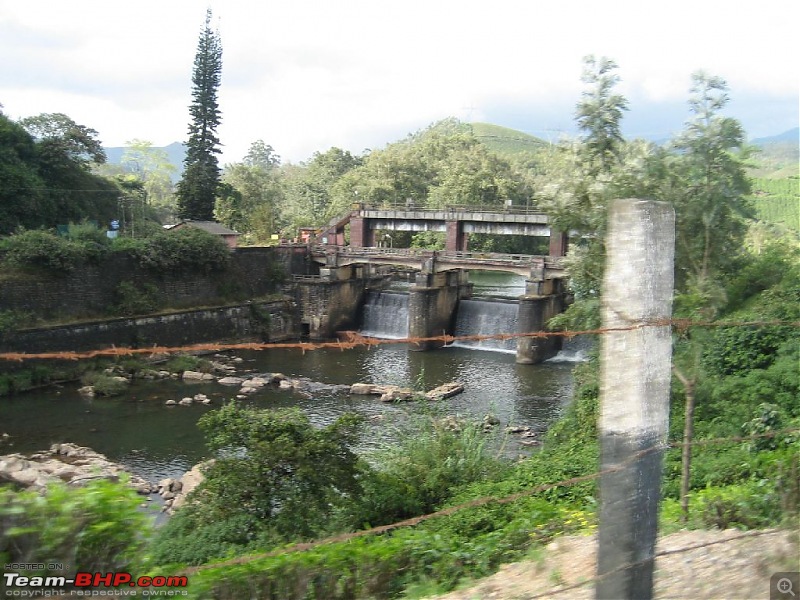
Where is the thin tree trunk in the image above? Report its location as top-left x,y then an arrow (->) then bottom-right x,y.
673,367 -> 696,523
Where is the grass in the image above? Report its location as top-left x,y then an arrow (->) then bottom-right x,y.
750,177 -> 799,232
469,122 -> 547,156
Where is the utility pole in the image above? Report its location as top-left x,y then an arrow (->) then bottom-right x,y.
596,199 -> 675,599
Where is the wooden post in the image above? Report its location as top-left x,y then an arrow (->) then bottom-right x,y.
596,199 -> 675,599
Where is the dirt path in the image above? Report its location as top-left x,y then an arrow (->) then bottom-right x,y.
429,528 -> 799,600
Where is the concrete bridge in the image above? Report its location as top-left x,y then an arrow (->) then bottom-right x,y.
319,204 -> 569,256
292,205 -> 570,363
310,245 -> 565,284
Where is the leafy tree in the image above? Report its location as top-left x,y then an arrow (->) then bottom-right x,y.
280,146 -> 362,231
10,112 -> 120,229
540,56 -> 633,330
328,120 -> 524,228
214,141 -> 286,242
151,404 -> 364,564
575,56 -> 629,176
18,112 -> 106,167
0,112 -> 50,234
121,139 -> 177,221
176,8 -> 223,221
667,72 -> 753,295
665,73 -> 754,521
243,139 -> 281,169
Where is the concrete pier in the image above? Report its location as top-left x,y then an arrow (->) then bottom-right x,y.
408,270 -> 471,350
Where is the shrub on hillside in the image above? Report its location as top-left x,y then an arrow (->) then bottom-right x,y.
132,228 -> 231,274
0,229 -> 87,273
0,479 -> 149,574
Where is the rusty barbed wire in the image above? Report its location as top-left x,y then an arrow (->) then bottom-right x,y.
1,318 -> 797,362
179,427 -> 800,576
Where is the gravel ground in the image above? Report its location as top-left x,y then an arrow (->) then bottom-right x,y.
429,527 -> 799,600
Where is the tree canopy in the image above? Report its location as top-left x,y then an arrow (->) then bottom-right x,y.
176,8 -> 223,221
0,111 -> 119,234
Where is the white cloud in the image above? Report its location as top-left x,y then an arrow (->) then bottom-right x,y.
2,0 -> 797,163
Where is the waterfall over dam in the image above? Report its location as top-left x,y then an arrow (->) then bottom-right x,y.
452,298 -> 519,353
360,291 -> 410,339
360,291 -> 520,354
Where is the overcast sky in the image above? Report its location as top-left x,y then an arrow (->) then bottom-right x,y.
2,0 -> 797,164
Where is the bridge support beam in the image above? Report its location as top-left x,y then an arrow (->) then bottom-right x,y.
549,230 -> 568,257
349,216 -> 374,247
445,220 -> 468,252
516,291 -> 564,364
408,270 -> 470,351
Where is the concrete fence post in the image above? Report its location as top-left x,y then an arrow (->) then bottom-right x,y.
596,199 -> 675,599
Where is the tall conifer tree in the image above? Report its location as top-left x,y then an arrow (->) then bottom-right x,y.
176,9 -> 222,221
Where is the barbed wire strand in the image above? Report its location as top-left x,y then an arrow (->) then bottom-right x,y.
179,427 -> 799,577
2,318 -> 797,362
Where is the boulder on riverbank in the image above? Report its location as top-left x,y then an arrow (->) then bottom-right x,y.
0,443 -> 153,494
160,460 -> 211,514
349,381 -> 465,402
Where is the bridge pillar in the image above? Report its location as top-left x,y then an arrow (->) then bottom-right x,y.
350,216 -> 374,247
445,220 -> 468,252
516,292 -> 564,364
408,270 -> 468,351
549,230 -> 568,257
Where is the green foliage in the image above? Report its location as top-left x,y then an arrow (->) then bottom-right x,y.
702,325 -> 794,376
216,151 -> 284,242
0,229 -> 95,273
280,147 -> 362,233
0,479 -> 149,574
131,227 -> 230,274
163,354 -> 213,374
0,309 -> 35,336
742,403 -> 798,452
0,365 -> 53,397
750,177 -> 799,232
469,122 -> 546,156
705,342 -> 799,424
0,113 -> 50,235
667,73 -> 752,292
80,371 -> 129,397
112,281 -> 161,316
176,9 -> 223,221
151,404 -> 365,565
329,119 -> 525,215
353,415 -> 509,526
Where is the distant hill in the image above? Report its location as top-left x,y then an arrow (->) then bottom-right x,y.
469,123 -> 547,156
747,128 -> 798,179
103,142 -> 186,183
751,127 -> 798,145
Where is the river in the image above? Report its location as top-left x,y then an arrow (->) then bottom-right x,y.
0,272 -> 586,485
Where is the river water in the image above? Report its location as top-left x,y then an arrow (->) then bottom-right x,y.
0,272 -> 585,485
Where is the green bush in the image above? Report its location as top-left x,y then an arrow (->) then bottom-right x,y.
0,479 -> 149,575
112,281 -> 161,316
0,229 -> 86,273
132,228 -> 231,274
66,221 -> 112,263
80,371 -> 129,396
353,414 -> 510,527
163,354 -> 213,374
151,405 -> 365,565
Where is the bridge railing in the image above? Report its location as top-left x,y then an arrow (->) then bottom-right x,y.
351,202 -> 547,216
311,245 -> 565,268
